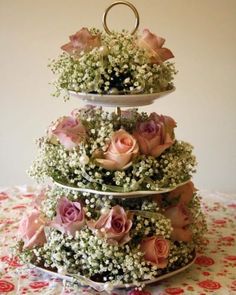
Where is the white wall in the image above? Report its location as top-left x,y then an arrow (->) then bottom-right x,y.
1,0 -> 236,193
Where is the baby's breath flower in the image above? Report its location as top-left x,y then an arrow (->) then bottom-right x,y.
49,30 -> 176,99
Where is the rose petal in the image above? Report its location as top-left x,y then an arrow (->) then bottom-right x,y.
171,227 -> 192,242
140,236 -> 169,267
151,47 -> 175,63
168,181 -> 196,204
138,29 -> 174,64
88,205 -> 132,245
24,225 -> 46,249
150,140 -> 173,157
56,133 -> 78,150
52,197 -> 85,236
164,204 -> 191,228
61,42 -> 75,54
61,27 -> 101,55
18,210 -> 46,249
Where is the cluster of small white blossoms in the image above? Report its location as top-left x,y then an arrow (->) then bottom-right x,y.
29,107 -> 196,192
16,182 -> 207,285
167,241 -> 196,270
49,30 -> 176,99
30,139 -> 196,192
33,228 -> 161,285
24,186 -> 173,284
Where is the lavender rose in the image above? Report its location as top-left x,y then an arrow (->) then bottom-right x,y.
52,197 -> 85,236
18,209 -> 46,249
133,113 -> 176,157
87,205 -> 133,245
140,236 -> 170,268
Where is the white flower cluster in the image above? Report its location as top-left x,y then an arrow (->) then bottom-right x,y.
30,139 -> 196,192
33,228 -> 159,285
50,30 -> 176,99
29,106 -> 196,193
16,183 -> 207,286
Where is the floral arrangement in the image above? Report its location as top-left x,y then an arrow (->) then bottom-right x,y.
49,27 -> 176,99
16,181 -> 207,289
29,106 -> 197,192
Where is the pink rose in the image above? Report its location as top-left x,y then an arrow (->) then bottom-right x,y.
18,209 -> 46,249
61,27 -> 101,56
50,116 -> 87,150
167,181 -> 196,205
133,113 -> 176,157
164,204 -> 192,242
140,236 -> 170,268
52,197 -> 85,236
96,129 -> 139,170
87,205 -> 133,245
138,29 -> 174,64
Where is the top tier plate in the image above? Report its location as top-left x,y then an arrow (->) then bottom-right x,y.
69,87 -> 175,107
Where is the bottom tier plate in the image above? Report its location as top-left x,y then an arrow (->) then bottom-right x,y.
30,253 -> 196,292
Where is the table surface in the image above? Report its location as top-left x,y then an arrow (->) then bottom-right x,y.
0,186 -> 236,295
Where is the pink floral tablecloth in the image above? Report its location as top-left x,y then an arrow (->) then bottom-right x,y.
0,186 -> 236,295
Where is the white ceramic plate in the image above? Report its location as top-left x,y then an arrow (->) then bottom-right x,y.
53,179 -> 190,198
30,253 -> 196,292
69,87 -> 175,107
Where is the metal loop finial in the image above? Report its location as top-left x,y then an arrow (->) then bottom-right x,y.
102,1 -> 140,35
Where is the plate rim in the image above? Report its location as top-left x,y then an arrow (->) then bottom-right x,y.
69,87 -> 175,106
29,251 -> 196,291
69,87 -> 175,99
52,179 -> 191,197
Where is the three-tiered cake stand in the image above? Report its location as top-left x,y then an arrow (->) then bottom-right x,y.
23,1 -> 205,292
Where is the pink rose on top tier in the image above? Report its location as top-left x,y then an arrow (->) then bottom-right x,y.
164,204 -> 192,242
167,181 -> 196,205
138,29 -> 174,64
61,27 -> 101,56
88,205 -> 133,245
96,129 -> 139,170
52,197 -> 85,236
133,113 -> 176,157
50,116 -> 87,150
140,236 -> 170,267
18,209 -> 46,249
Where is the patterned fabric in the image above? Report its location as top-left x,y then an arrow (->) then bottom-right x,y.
0,186 -> 235,295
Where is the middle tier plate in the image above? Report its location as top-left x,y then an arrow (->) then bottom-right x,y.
69,87 -> 175,107
53,179 -> 190,198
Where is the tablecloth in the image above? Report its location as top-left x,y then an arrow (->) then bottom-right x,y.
0,186 -> 235,295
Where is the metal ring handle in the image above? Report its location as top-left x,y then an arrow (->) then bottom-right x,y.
102,1 -> 140,35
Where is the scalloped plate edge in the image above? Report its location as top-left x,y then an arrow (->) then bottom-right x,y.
29,252 -> 196,292
52,179 -> 191,197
